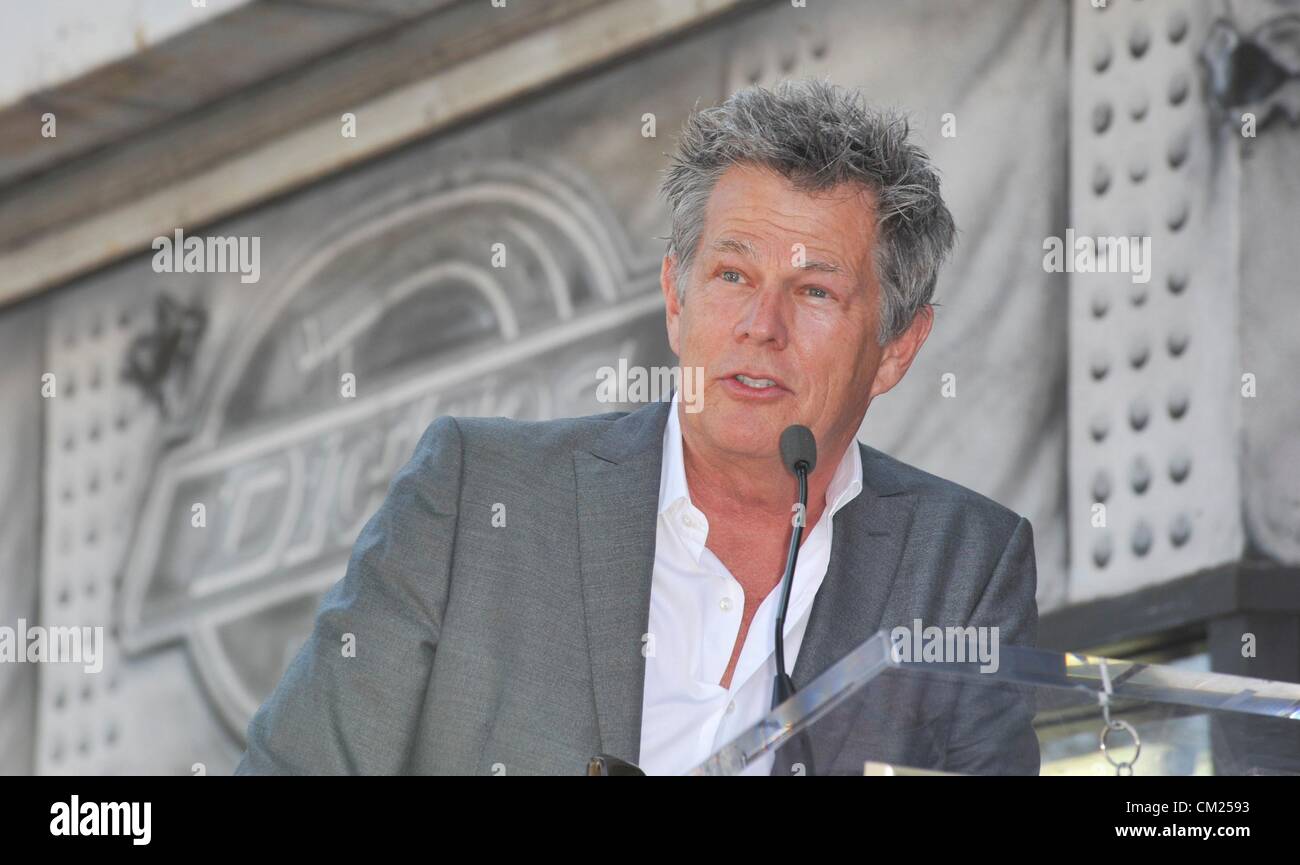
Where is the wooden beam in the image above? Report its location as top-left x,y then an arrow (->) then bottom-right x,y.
0,0 -> 457,189
1039,562 -> 1300,655
0,0 -> 757,308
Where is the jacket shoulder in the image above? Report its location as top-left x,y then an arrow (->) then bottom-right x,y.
859,443 -> 1024,537
450,410 -> 629,454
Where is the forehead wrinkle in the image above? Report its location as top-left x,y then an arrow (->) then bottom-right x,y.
711,233 -> 853,279
713,205 -> 866,256
703,163 -> 878,247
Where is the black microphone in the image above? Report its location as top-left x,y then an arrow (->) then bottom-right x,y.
779,425 -> 817,477
773,425 -> 816,706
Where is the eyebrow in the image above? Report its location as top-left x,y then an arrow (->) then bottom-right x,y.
710,237 -> 846,275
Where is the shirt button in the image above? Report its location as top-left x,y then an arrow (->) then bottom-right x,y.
719,597 -> 733,612
682,514 -> 697,529
726,700 -> 736,714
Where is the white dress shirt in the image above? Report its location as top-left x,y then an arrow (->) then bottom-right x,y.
638,393 -> 864,775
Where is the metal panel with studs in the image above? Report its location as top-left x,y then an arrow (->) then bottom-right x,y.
1068,0 -> 1247,602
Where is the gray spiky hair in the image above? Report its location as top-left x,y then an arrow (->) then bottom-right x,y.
660,78 -> 956,344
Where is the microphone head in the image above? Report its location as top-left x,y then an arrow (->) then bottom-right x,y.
779,425 -> 817,475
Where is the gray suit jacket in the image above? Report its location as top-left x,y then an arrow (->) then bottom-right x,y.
235,401 -> 1040,776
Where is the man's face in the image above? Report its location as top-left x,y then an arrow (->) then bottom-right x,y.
662,162 -> 927,467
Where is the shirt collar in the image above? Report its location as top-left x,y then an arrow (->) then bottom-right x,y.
658,391 -> 693,517
657,391 -> 864,519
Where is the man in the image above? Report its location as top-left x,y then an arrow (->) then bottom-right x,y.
236,79 -> 1039,776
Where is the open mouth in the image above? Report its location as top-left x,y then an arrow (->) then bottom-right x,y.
734,373 -> 778,390
722,372 -> 788,399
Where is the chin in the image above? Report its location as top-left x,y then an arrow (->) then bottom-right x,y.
696,404 -> 788,456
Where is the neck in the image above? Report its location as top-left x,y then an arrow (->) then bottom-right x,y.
678,406 -> 855,529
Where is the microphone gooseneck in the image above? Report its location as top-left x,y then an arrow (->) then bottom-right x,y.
773,425 -> 816,707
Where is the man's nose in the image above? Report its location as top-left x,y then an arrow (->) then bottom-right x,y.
734,288 -> 789,348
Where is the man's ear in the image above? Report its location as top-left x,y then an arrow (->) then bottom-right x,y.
661,253 -> 683,357
868,304 -> 934,400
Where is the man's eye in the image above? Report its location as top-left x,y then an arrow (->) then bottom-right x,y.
720,270 -> 742,283
805,286 -> 829,299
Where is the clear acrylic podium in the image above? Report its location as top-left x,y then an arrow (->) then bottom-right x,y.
689,630 -> 1300,776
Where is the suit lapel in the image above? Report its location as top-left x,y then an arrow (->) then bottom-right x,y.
777,444 -> 917,774
574,401 -> 670,765
574,414 -> 916,772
